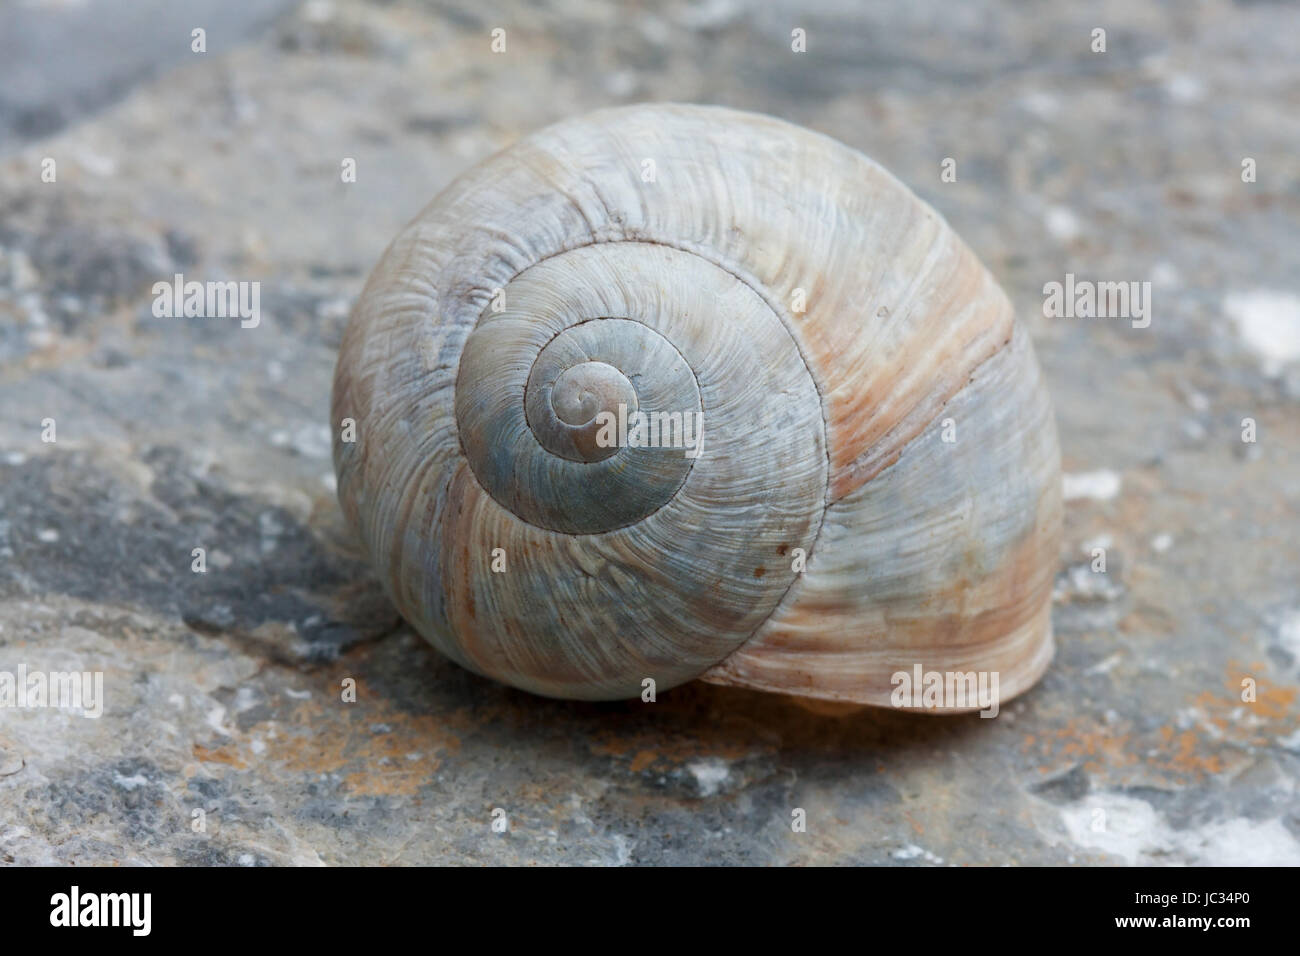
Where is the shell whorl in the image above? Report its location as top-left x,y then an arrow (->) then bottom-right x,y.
332,103 -> 1062,706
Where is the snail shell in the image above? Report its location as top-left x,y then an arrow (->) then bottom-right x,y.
332,104 -> 1062,710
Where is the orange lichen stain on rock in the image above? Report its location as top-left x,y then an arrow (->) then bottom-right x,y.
588,723 -> 756,768
903,809 -> 924,835
1047,719 -> 1136,766
1040,665 -> 1294,785
1167,729 -> 1225,776
1180,666 -> 1299,745
1030,716 -> 1222,783
1020,718 -> 1138,783
192,743 -> 247,769
1117,604 -> 1176,636
1024,660 -> 1299,785
629,749 -> 658,773
261,694 -> 467,798
1233,675 -> 1296,720
586,732 -> 633,760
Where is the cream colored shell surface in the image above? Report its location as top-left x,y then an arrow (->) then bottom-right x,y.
331,103 -> 1063,708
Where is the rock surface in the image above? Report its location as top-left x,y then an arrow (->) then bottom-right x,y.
1,0 -> 1298,865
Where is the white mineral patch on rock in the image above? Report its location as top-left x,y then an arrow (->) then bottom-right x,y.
1060,792 -> 1300,865
1045,205 -> 1081,242
1223,290 -> 1300,376
892,843 -> 944,863
1277,608 -> 1300,663
1063,470 -> 1121,501
686,757 -> 730,797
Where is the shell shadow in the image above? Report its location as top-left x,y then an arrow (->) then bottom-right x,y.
360,629 -> 1015,769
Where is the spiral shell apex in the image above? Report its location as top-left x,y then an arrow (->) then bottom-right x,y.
331,103 -> 1063,710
